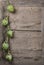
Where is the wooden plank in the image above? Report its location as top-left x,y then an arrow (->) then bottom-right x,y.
10,31 -> 42,58
13,56 -> 43,65
41,7 -> 44,59
10,31 -> 42,65
9,7 -> 41,30
9,0 -> 44,7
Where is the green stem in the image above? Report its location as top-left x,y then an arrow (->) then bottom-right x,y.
8,51 -> 11,54
7,0 -> 10,5
6,36 -> 9,42
7,25 -> 10,30
6,16 -> 9,20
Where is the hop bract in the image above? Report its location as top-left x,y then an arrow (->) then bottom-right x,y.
2,42 -> 9,51
5,53 -> 13,62
7,30 -> 13,38
2,17 -> 8,26
7,5 -> 15,13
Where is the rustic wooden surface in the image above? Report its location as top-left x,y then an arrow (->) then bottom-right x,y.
41,7 -> 44,59
0,0 -> 44,65
5,0 -> 44,7
0,0 -> 3,58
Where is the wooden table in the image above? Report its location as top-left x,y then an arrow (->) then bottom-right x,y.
0,0 -> 44,65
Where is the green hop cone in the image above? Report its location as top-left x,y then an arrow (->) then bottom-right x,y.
7,5 -> 15,13
5,53 -> 13,62
7,30 -> 13,38
2,17 -> 8,26
2,42 -> 9,51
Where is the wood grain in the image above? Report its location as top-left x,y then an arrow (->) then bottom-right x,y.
9,0 -> 44,7
10,31 -> 42,58
41,7 -> 44,59
9,7 -> 41,31
0,0 -> 44,65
